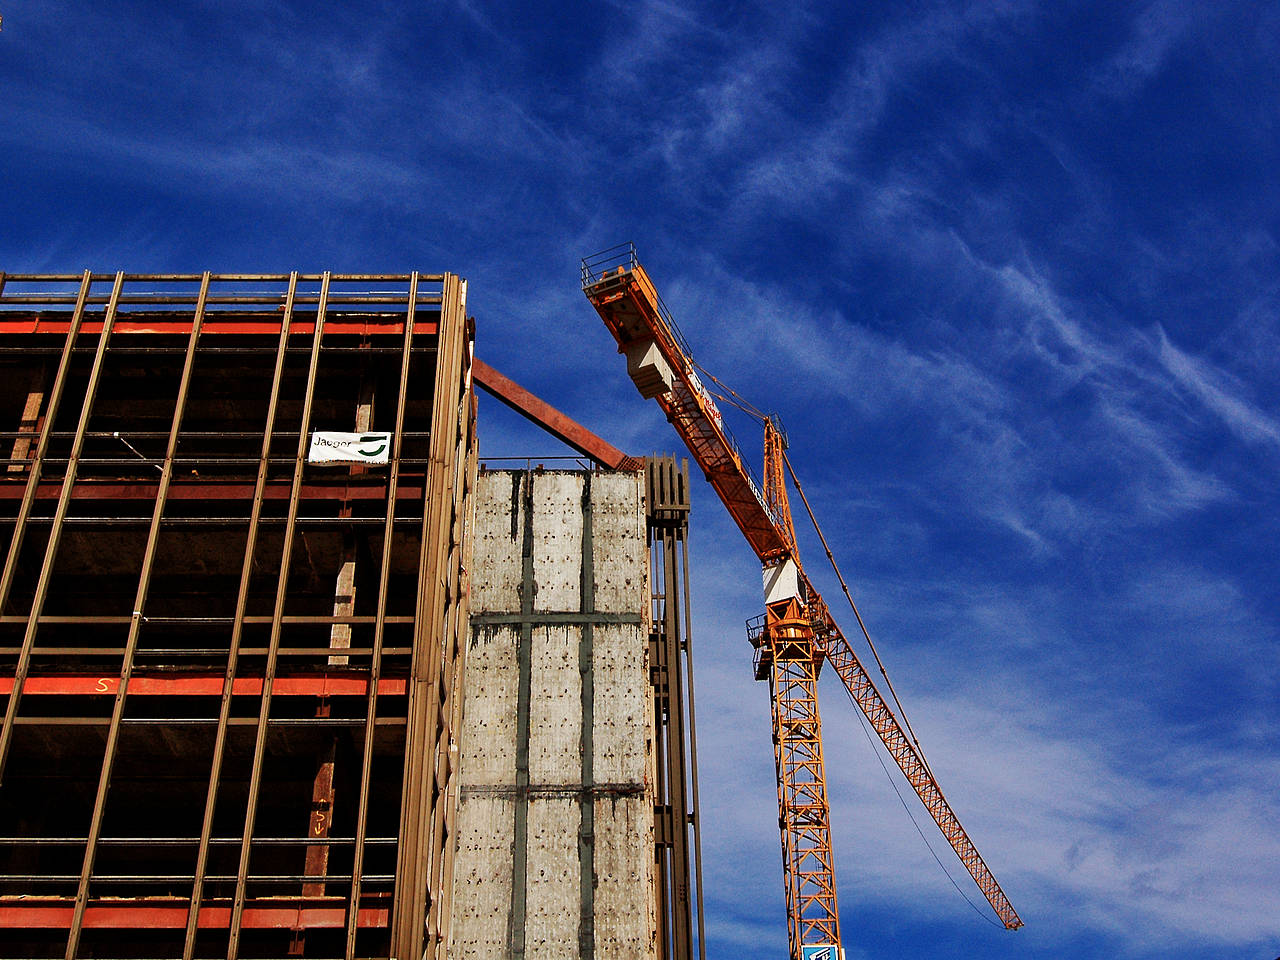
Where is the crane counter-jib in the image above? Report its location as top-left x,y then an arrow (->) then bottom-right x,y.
583,264 -> 788,560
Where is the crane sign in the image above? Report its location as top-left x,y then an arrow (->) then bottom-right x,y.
581,243 -> 1022,959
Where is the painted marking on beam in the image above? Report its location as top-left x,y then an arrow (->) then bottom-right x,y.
0,319 -> 438,337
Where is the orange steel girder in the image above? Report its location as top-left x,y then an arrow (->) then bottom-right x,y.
763,419 -> 796,561
471,358 -> 643,471
766,598 -> 841,957
801,584 -> 1022,929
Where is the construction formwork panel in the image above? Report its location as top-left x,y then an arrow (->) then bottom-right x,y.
0,272 -> 476,960
452,469 -> 656,960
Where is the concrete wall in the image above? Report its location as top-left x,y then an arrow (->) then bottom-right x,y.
450,469 -> 655,960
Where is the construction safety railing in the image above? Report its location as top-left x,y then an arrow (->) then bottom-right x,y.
581,243 -> 696,362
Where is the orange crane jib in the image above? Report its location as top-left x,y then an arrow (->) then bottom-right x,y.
584,264 -> 786,561
582,247 -> 1023,953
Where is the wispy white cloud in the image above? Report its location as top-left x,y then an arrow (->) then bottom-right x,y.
700,1 -> 1037,219
592,0 -> 728,92
1090,0 -> 1197,98
810,682 -> 1280,946
684,527 -> 1277,948
653,246 -> 1257,557
1156,326 -> 1280,447
446,0 -> 521,50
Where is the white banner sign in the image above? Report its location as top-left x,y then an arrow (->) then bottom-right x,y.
308,431 -> 392,465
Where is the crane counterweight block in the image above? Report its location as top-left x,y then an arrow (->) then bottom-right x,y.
624,338 -> 676,398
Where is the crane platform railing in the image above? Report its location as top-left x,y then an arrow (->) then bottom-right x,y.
581,242 -> 696,374
582,244 -> 782,546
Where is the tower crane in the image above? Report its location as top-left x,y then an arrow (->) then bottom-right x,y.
580,243 -> 1022,958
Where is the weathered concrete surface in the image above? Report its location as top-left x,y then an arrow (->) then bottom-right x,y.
449,794 -> 514,956
591,623 -> 649,785
524,797 -> 579,957
457,625 -> 519,785
528,624 -> 582,782
588,474 -> 646,616
450,469 -> 655,960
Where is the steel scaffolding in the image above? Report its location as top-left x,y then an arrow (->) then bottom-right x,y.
0,271 -> 476,959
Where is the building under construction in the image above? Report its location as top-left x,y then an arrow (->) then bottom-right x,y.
0,273 -> 704,960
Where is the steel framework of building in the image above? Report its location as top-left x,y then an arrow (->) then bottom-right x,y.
0,271 -> 476,959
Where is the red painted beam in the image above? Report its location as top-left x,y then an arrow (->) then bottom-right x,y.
0,899 -> 389,929
0,479 -> 427,501
472,358 -> 641,470
0,318 -> 437,337
0,675 -> 407,697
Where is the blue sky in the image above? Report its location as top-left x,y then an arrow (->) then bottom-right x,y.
3,2 -> 1278,958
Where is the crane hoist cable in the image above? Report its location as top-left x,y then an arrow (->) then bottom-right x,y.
851,687 -> 1005,928
693,361 -> 770,423
696,353 -> 935,778
775,402 -> 1010,928
784,448 -> 1008,925
781,448 -> 936,781
712,385 -> 1007,925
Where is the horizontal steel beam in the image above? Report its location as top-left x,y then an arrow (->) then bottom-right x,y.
0,317 -> 439,337
0,900 -> 390,929
0,479 -> 428,501
1,273 -> 444,283
0,646 -> 413,657
0,616 -> 416,626
0,675 -> 407,697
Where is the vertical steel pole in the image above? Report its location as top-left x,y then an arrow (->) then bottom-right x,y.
646,457 -> 698,960
432,414 -> 477,953
412,274 -> 463,960
345,273 -> 419,960
65,273 -> 211,959
423,312 -> 474,955
677,466 -> 708,960
182,274 -> 297,959
662,500 -> 693,958
0,271 -> 93,779
391,273 -> 467,960
650,527 -> 671,959
226,273 -> 331,960
0,272 -> 122,788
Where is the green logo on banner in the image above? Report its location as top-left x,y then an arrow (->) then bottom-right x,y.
356,434 -> 388,458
